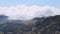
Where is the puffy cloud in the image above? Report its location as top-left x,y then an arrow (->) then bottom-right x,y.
0,4 -> 60,20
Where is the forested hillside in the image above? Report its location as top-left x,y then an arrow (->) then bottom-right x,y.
0,15 -> 60,34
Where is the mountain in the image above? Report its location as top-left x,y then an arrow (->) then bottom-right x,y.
0,15 -> 8,20
0,15 -> 9,24
31,15 -> 60,34
0,15 -> 23,24
0,15 -> 60,34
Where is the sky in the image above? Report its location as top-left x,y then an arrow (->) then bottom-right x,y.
0,0 -> 60,20
0,0 -> 60,8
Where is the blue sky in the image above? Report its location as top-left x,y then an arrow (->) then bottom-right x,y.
0,0 -> 60,8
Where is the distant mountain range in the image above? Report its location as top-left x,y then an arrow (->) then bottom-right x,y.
0,15 -> 23,24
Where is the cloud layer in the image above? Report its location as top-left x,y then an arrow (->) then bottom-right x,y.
0,4 -> 60,20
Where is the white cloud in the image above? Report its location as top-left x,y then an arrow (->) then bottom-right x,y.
0,4 -> 60,20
